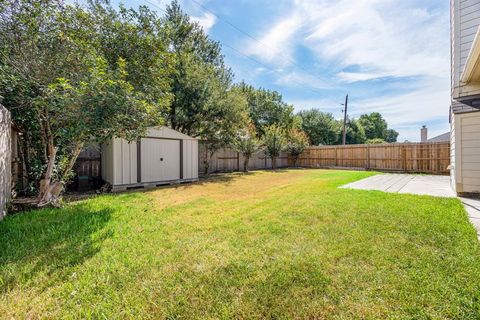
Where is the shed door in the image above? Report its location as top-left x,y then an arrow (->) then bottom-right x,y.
141,138 -> 180,183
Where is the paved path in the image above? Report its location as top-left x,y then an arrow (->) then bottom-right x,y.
341,174 -> 480,239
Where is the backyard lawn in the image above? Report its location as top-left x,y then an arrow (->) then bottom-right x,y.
1,169 -> 480,319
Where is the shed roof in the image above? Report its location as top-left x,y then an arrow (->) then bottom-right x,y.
145,126 -> 199,140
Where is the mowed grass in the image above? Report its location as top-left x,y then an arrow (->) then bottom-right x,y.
1,170 -> 480,319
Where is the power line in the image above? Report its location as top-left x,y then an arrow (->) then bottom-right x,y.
139,0 -> 328,95
187,0 -> 327,86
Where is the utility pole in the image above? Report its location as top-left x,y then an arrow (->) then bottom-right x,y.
342,94 -> 349,145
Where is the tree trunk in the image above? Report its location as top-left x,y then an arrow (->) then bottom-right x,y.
293,155 -> 299,167
38,142 -> 59,206
38,142 -> 83,207
204,160 -> 209,175
272,156 -> 277,170
243,156 -> 250,172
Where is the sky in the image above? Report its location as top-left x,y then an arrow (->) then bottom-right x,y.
116,0 -> 451,142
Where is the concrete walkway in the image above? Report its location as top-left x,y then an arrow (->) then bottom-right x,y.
341,174 -> 480,239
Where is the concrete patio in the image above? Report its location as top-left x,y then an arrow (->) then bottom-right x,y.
341,174 -> 480,239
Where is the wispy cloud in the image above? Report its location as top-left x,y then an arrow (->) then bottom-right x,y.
191,12 -> 217,32
245,13 -> 303,66
243,0 -> 450,140
275,71 -> 332,90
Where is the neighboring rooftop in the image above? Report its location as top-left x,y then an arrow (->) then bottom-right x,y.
428,132 -> 450,143
420,125 -> 450,143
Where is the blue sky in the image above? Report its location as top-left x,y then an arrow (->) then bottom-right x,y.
115,0 -> 451,142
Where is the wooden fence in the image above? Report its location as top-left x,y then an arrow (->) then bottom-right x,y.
200,142 -> 451,175
298,142 -> 450,174
198,142 -> 288,175
0,105 -> 11,219
69,146 -> 102,191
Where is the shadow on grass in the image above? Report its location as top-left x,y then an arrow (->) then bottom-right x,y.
0,202 -> 113,292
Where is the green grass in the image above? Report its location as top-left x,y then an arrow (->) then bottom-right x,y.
1,169 -> 480,319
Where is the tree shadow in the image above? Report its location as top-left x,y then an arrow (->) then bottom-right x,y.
0,202 -> 113,292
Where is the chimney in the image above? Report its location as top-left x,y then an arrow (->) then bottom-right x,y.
421,125 -> 428,142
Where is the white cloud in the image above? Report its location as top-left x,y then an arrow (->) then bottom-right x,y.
245,13 -> 303,65
245,0 -> 450,140
248,0 -> 449,80
275,71 -> 332,90
191,12 -> 217,32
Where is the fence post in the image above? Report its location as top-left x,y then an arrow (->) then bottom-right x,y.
334,147 -> 338,167
366,145 -> 370,170
402,145 -> 407,172
237,152 -> 240,171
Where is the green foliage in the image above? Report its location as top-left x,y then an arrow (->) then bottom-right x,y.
232,124 -> 261,172
285,129 -> 309,166
263,125 -> 286,169
299,109 -> 339,145
358,112 -> 399,142
385,128 -> 399,143
366,138 -> 387,144
163,0 -> 238,140
237,82 -> 299,136
0,0 -> 168,196
340,118 -> 367,145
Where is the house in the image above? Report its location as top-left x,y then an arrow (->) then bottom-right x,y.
101,126 -> 199,192
450,0 -> 480,196
420,125 -> 450,143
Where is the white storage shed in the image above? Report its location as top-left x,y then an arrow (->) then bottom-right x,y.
101,126 -> 199,191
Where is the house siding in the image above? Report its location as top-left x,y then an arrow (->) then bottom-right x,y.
452,112 -> 480,194
452,0 -> 480,100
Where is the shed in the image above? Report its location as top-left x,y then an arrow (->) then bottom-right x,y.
101,126 -> 199,191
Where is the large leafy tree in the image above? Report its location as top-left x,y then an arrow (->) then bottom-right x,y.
237,82 -> 299,136
358,112 -> 398,142
0,0 -> 168,204
298,109 -> 340,145
90,1 -> 174,115
385,128 -> 399,143
162,1 -> 248,172
163,1 -> 236,135
339,118 -> 367,145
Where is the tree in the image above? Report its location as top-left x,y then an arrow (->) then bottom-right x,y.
385,129 -> 399,143
237,82 -> 299,136
339,118 -> 367,145
298,109 -> 340,145
358,112 -> 388,140
285,129 -> 309,167
163,1 -> 237,137
358,112 -> 398,143
366,138 -> 386,144
0,0 -> 166,204
90,2 -> 174,115
233,124 -> 261,172
263,125 -> 286,170
200,87 -> 249,175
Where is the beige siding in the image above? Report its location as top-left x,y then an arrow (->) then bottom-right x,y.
101,142 -> 114,185
111,138 -> 137,185
104,127 -> 198,187
450,113 -> 457,191
453,112 -> 480,194
452,0 -> 480,99
183,139 -> 199,180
